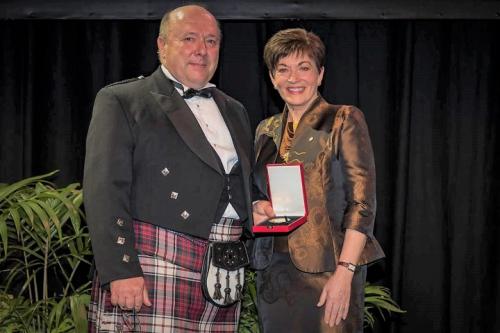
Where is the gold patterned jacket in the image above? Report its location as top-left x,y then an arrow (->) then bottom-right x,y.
252,96 -> 385,272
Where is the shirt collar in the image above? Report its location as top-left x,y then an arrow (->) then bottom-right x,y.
160,65 -> 216,94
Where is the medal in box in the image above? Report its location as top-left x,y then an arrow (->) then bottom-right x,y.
252,163 -> 308,233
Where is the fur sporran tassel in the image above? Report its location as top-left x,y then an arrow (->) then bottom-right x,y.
213,267 -> 223,300
224,270 -> 233,305
235,270 -> 243,300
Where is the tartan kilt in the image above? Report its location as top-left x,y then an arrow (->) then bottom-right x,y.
88,220 -> 241,332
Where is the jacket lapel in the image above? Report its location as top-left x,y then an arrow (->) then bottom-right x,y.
212,90 -> 251,177
258,96 -> 332,164
254,112 -> 285,164
288,97 -> 334,163
149,68 -> 222,174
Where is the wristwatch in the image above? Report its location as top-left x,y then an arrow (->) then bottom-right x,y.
338,261 -> 357,272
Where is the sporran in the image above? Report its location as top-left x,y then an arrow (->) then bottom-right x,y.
201,240 -> 249,307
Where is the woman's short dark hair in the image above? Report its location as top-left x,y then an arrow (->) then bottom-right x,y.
263,28 -> 325,76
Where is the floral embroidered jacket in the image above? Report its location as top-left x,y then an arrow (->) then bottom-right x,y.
252,96 -> 385,272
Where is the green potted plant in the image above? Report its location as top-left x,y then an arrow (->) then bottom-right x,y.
0,171 -> 403,332
363,282 -> 405,329
0,171 -> 92,333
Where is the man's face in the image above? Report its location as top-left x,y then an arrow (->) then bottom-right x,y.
158,8 -> 220,89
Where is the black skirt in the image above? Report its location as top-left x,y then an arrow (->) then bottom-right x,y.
256,251 -> 366,333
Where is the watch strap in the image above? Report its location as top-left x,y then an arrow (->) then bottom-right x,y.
337,261 -> 357,272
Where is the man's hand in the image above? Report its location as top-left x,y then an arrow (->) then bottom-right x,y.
252,200 -> 275,225
110,276 -> 152,312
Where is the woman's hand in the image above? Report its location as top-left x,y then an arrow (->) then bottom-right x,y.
316,267 -> 354,327
252,200 -> 275,225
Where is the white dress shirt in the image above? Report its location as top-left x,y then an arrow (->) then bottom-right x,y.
161,65 -> 239,219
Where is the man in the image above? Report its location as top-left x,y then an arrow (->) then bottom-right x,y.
84,5 -> 271,332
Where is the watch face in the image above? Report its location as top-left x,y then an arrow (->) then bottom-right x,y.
338,261 -> 356,272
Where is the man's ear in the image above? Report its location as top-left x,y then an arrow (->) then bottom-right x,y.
157,36 -> 166,50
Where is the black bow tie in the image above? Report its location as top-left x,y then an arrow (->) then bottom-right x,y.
170,80 -> 213,99
183,88 -> 213,99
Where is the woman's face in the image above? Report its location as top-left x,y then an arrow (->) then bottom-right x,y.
270,52 -> 324,114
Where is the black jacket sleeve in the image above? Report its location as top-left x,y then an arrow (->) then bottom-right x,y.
83,87 -> 143,286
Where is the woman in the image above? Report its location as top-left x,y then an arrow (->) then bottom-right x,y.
252,28 -> 385,332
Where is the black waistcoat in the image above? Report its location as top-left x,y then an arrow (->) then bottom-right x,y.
214,161 -> 247,222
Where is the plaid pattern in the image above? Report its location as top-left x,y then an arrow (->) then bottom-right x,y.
208,217 -> 243,242
88,219 -> 243,332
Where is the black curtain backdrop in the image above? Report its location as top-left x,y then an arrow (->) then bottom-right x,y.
1,19 -> 499,332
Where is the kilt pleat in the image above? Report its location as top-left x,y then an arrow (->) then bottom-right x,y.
88,219 -> 242,332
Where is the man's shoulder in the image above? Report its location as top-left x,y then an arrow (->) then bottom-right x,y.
213,88 -> 244,110
95,75 -> 154,104
103,75 -> 148,91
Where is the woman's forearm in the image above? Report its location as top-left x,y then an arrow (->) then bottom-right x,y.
338,228 -> 367,265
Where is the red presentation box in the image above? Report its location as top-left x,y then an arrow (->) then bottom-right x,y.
252,163 -> 308,233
